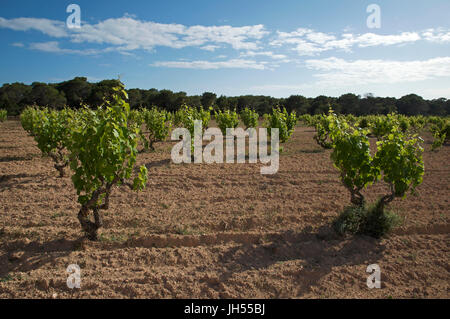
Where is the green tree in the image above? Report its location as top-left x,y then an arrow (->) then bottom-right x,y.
397,94 -> 429,115
28,82 -> 67,109
56,77 -> 92,108
0,82 -> 31,115
285,95 -> 310,114
201,92 -> 217,109
88,79 -> 122,107
338,93 -> 360,115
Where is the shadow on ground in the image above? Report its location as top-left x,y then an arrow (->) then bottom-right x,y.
0,173 -> 51,189
0,237 -> 85,281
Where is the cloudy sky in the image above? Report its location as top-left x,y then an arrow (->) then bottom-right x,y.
1,0 -> 450,98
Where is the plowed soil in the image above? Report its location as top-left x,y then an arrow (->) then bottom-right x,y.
0,119 -> 448,298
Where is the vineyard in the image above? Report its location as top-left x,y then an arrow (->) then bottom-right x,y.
0,88 -> 449,298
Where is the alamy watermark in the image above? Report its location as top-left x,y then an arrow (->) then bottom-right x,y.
171,121 -> 279,175
366,264 -> 381,289
66,4 -> 81,29
366,4 -> 381,29
66,264 -> 81,289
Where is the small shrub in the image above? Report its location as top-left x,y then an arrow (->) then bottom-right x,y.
313,108 -> 339,149
333,201 -> 402,238
0,109 -> 7,122
240,107 -> 259,129
430,118 -> 449,151
370,114 -> 397,140
214,109 -> 239,136
264,106 -> 297,144
20,106 -> 44,136
140,107 -> 172,151
358,117 -> 369,129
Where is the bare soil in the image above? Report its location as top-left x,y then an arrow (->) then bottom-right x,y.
0,120 -> 448,298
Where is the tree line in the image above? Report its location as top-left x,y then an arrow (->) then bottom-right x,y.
1,76 -> 449,116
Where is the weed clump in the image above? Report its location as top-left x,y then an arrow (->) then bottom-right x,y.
333,199 -> 402,238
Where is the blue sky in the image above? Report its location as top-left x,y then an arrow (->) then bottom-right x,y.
1,0 -> 450,98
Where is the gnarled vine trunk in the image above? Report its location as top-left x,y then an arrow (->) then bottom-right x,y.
343,181 -> 365,207
350,189 -> 365,207
49,148 -> 68,178
77,178 -> 116,240
78,206 -> 103,241
375,183 -> 395,214
54,163 -> 67,178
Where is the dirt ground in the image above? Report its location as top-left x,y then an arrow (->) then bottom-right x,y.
0,119 -> 448,298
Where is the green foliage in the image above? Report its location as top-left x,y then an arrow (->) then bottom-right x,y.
32,108 -> 75,177
345,114 -> 357,126
201,92 -> 217,109
324,110 -> 424,237
2,76 -> 450,116
357,117 -> 369,129
140,107 -> 172,151
177,104 -> 211,135
330,112 -> 424,208
313,109 -> 337,149
398,116 -> 410,133
370,114 -> 397,140
69,86 -> 147,205
240,107 -> 259,129
298,114 -> 313,126
328,114 -> 376,206
67,85 -> 148,240
20,106 -> 44,136
373,129 -> 425,200
33,108 -> 73,154
430,118 -> 449,151
0,109 -> 6,122
128,109 -> 144,126
28,82 -> 67,109
264,106 -> 297,143
214,109 -> 240,135
409,116 -> 426,132
174,105 -> 211,155
173,108 -> 185,127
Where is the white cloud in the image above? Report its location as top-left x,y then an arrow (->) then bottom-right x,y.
2,15 -> 450,61
123,13 -> 137,19
179,24 -> 267,50
0,17 -> 67,37
305,31 -> 336,44
240,50 -> 287,60
201,45 -> 221,51
421,87 -> 450,98
295,40 -> 329,56
304,57 -> 450,85
354,32 -> 421,47
151,59 -> 268,70
271,28 -> 422,56
421,28 -> 450,43
29,41 -> 102,55
0,16 -> 268,53
11,42 -> 24,47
